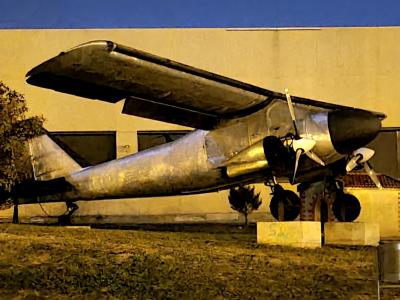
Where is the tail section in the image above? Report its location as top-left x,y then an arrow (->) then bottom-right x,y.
28,134 -> 83,181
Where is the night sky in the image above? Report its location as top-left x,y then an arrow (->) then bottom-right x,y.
1,0 -> 400,29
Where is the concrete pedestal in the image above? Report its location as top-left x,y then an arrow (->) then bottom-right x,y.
324,222 -> 380,246
257,221 -> 321,248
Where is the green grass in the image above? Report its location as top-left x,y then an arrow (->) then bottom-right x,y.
0,223 -> 382,299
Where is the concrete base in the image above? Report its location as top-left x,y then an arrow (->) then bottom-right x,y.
324,222 -> 380,246
257,221 -> 321,248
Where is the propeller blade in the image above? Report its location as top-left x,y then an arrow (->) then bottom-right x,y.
284,90 -> 325,181
346,147 -> 376,172
356,147 -> 375,163
364,162 -> 382,189
346,155 -> 360,172
285,88 -> 299,137
305,151 -> 325,166
285,88 -> 296,122
292,149 -> 303,183
292,138 -> 316,153
291,138 -> 319,182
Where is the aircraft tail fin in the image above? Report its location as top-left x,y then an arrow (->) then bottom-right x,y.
28,134 -> 83,181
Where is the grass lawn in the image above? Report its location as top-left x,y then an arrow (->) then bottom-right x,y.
0,223 -> 386,299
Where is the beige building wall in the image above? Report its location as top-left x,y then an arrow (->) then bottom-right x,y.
0,28 -> 399,232
349,189 -> 400,238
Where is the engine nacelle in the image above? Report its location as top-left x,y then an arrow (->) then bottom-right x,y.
226,136 -> 289,177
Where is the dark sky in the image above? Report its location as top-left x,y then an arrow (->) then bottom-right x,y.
1,0 -> 400,29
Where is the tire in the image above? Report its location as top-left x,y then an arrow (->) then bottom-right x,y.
270,189 -> 301,221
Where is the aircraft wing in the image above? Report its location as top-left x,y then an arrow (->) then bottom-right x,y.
26,40 -> 386,129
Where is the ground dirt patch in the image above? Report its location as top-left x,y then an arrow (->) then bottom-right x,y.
0,223 -> 394,299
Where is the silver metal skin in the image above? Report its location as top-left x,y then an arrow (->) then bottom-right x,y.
25,101 -> 342,203
29,135 -> 82,181
22,40 -> 385,204
225,139 -> 269,177
265,100 -> 341,164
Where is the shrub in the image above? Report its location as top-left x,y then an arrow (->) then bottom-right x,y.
228,185 -> 262,226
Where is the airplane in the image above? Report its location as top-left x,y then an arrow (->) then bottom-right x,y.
15,40 -> 386,223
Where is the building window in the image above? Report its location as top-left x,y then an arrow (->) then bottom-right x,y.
49,131 -> 116,167
137,130 -> 191,152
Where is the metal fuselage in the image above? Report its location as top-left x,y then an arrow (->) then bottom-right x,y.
26,99 -> 359,203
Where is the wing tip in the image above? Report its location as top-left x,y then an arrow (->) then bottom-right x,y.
26,40 -> 116,78
65,40 -> 115,53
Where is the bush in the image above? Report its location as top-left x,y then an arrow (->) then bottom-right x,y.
228,185 -> 262,226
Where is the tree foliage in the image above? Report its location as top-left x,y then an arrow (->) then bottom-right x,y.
228,185 -> 262,226
0,82 -> 44,208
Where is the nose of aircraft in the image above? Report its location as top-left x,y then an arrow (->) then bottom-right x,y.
328,109 -> 382,154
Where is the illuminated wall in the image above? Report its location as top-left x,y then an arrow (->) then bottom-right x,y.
0,28 -> 399,236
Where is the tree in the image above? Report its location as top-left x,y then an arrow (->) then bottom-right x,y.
0,82 -> 44,209
228,185 -> 262,226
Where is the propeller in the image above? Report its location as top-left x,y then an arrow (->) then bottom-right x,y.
285,88 -> 299,138
345,147 -> 382,189
285,89 -> 325,182
292,138 -> 316,182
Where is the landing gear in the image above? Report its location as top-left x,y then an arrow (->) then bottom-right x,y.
298,180 -> 336,222
267,183 -> 301,221
58,201 -> 79,225
298,178 -> 361,222
332,191 -> 361,222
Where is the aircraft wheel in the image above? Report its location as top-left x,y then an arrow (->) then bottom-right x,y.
332,192 -> 361,222
270,186 -> 301,221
